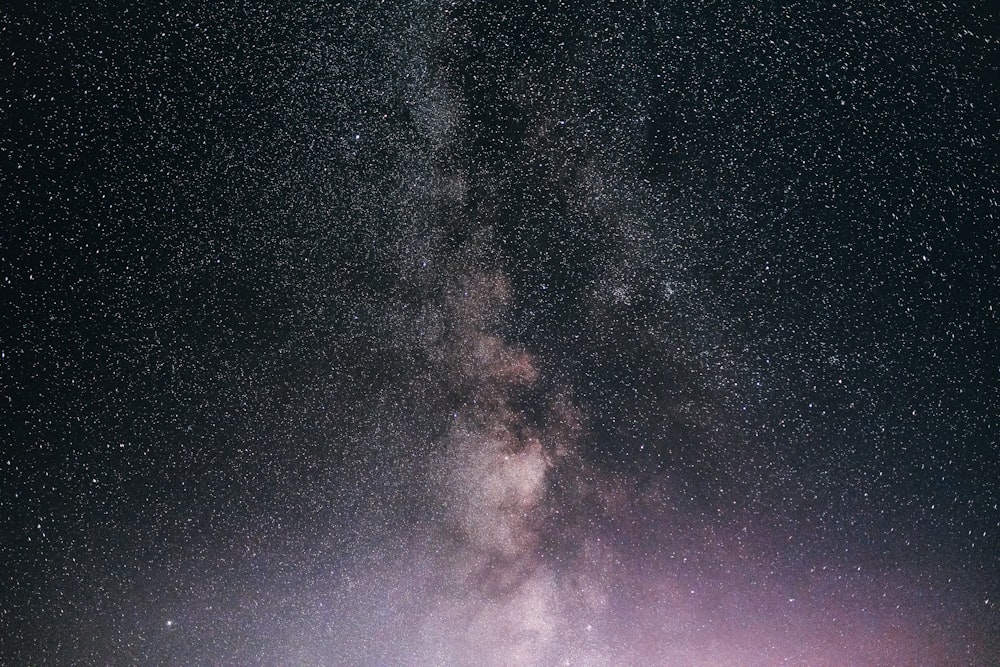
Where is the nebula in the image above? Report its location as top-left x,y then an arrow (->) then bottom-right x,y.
396,271 -> 582,664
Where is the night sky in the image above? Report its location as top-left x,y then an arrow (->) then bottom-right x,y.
2,2 -> 998,665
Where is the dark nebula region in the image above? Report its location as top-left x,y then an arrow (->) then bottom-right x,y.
2,2 -> 997,665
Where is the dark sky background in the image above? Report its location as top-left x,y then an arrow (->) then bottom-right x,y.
2,1 -> 997,665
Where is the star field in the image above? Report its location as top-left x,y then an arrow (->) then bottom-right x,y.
2,1 -> 997,665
